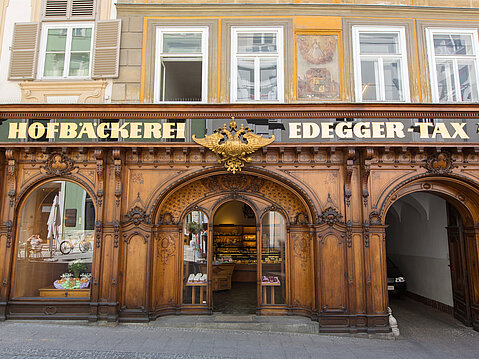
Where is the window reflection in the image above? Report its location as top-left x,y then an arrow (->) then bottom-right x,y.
183,211 -> 208,305
261,211 -> 286,305
13,181 -> 95,298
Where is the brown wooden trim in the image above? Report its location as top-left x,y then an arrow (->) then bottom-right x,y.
406,291 -> 454,315
1,103 -> 479,119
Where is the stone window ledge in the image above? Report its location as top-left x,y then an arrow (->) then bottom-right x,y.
19,80 -> 107,104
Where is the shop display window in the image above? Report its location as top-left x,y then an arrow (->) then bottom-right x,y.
261,211 -> 286,305
183,210 -> 208,305
13,181 -> 95,298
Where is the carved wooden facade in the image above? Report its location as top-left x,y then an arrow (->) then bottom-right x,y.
0,104 -> 478,333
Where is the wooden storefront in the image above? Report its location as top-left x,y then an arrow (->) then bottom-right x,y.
0,103 -> 478,333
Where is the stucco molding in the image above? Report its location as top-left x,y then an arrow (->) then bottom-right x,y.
19,81 -> 107,104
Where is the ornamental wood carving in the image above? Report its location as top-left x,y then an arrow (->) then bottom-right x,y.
292,232 -> 310,270
158,174 -> 307,224
6,150 -> 16,207
41,152 -> 78,176
156,234 -> 176,265
193,118 -> 274,173
423,151 -> 455,175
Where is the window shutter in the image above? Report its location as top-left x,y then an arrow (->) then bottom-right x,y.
71,0 -> 94,17
44,0 -> 95,19
44,0 -> 68,18
92,20 -> 121,79
8,23 -> 40,80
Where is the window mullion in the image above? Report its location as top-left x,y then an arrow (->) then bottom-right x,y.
453,58 -> 462,101
64,27 -> 73,78
254,57 -> 260,101
378,57 -> 385,101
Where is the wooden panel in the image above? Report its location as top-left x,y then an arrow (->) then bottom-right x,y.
123,234 -> 148,309
290,230 -> 313,309
152,229 -> 179,309
369,233 -> 387,314
319,232 -> 346,312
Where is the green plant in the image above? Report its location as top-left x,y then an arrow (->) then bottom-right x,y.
69,259 -> 87,278
186,221 -> 201,235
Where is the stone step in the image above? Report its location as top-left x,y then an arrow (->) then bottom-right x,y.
148,314 -> 319,334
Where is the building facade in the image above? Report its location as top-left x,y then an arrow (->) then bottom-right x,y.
0,0 -> 478,334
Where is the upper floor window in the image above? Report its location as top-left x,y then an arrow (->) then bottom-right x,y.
231,27 -> 284,102
38,23 -> 93,79
154,27 -> 208,103
352,26 -> 410,102
426,29 -> 479,102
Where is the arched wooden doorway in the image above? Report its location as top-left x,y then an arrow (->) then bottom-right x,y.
380,176 -> 479,331
145,171 -> 315,319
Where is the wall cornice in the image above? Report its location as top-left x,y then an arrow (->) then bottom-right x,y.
115,3 -> 479,19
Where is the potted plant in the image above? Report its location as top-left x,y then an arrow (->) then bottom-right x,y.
69,259 -> 87,278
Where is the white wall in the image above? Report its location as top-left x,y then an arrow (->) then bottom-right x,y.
0,0 -> 31,103
386,192 -> 453,306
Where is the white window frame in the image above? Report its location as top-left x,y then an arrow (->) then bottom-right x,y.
37,22 -> 94,80
426,28 -> 479,103
154,26 -> 209,104
352,26 -> 410,102
231,26 -> 284,103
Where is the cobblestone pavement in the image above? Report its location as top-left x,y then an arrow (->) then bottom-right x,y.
0,297 -> 478,359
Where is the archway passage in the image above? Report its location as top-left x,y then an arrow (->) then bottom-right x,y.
385,192 -> 474,329
212,200 -> 257,314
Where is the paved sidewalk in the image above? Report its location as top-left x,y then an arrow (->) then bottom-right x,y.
0,297 -> 477,358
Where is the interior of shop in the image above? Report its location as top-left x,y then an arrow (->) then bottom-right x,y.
212,201 -> 257,314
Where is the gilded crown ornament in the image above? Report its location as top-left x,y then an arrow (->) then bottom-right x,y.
193,118 -> 275,174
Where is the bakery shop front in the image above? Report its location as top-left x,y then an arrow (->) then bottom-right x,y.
1,104 -> 479,333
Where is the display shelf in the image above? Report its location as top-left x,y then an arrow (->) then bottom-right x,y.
214,225 -> 257,264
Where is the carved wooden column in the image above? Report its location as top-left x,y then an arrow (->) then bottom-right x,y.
343,148 -> 368,331
0,149 -> 14,320
360,148 -> 389,333
95,149 -> 122,321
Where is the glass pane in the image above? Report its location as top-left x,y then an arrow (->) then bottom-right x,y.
162,33 -> 202,54
433,34 -> 474,56
237,32 -> 277,53
359,33 -> 399,54
13,181 -> 95,298
183,211 -> 208,305
71,28 -> 92,51
44,53 -> 65,77
458,60 -> 479,101
260,59 -> 278,100
237,58 -> 255,101
436,60 -> 457,102
68,53 -> 90,77
46,28 -> 67,52
383,59 -> 402,101
261,212 -> 286,305
360,60 -> 379,101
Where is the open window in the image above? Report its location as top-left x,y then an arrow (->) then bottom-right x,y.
154,27 -> 208,103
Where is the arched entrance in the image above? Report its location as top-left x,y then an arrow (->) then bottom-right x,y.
212,200 -> 257,314
145,171 -> 315,319
380,177 -> 479,331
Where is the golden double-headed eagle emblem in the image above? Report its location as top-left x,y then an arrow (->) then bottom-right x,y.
193,118 -> 275,174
